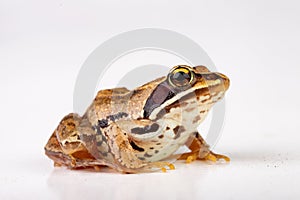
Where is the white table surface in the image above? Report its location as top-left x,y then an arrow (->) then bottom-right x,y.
1,136 -> 300,200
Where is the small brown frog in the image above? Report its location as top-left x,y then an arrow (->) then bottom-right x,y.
45,65 -> 230,173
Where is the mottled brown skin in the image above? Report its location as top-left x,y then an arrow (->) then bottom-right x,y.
45,65 -> 230,173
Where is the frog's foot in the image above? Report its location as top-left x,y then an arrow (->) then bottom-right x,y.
142,161 -> 175,173
202,151 -> 230,163
179,132 -> 230,164
186,153 -> 198,164
179,151 -> 230,163
176,152 -> 198,163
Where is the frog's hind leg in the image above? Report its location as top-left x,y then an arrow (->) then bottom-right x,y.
178,132 -> 230,163
45,113 -> 105,169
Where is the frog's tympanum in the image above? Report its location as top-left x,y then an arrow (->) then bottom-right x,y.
45,65 -> 230,173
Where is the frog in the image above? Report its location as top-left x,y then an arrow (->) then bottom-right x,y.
44,65 -> 230,173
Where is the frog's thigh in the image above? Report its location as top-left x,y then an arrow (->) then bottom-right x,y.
53,113 -> 98,168
179,132 -> 230,163
55,113 -> 85,154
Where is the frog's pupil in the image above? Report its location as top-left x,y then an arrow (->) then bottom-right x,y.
172,72 -> 190,84
173,71 -> 190,82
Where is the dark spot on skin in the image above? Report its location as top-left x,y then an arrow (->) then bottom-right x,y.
166,127 -> 170,130
166,100 -> 188,111
144,153 -> 152,158
67,122 -> 75,127
193,116 -> 201,123
98,119 -> 108,128
138,157 -> 145,161
200,110 -> 206,114
173,126 -> 186,139
195,88 -> 210,97
107,112 -> 128,122
155,150 -> 159,154
150,147 -> 154,150
156,143 -> 161,145
131,123 -> 159,135
192,132 -> 198,136
97,112 -> 128,129
132,89 -> 144,97
62,114 -> 77,121
201,99 -> 209,103
193,132 -> 205,144
129,141 -> 144,152
158,135 -> 164,139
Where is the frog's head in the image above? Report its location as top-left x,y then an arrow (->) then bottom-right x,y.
143,65 -> 230,121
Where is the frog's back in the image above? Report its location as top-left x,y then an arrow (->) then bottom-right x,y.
82,87 -> 131,126
85,77 -> 166,125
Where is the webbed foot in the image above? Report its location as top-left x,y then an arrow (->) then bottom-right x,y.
203,152 -> 230,162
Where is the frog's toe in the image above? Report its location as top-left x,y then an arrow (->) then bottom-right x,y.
144,161 -> 175,172
186,153 -> 198,164
160,163 -> 175,172
204,152 -> 230,163
204,153 -> 217,162
214,153 -> 230,162
160,163 -> 176,172
168,163 -> 175,170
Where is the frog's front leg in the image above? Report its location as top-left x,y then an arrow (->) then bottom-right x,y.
179,132 -> 230,163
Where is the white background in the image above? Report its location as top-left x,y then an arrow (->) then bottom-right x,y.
1,0 -> 300,199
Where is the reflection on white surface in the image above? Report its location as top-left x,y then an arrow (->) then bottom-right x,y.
47,162 -> 211,200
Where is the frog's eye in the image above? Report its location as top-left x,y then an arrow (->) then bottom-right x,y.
168,66 -> 194,87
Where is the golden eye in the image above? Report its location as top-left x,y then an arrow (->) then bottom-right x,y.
168,66 -> 194,87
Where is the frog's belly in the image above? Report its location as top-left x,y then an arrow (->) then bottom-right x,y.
144,132 -> 192,162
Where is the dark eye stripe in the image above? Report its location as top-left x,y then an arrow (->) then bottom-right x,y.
143,74 -> 203,119
143,81 -> 175,118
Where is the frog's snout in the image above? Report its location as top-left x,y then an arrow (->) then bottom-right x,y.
216,73 -> 230,91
